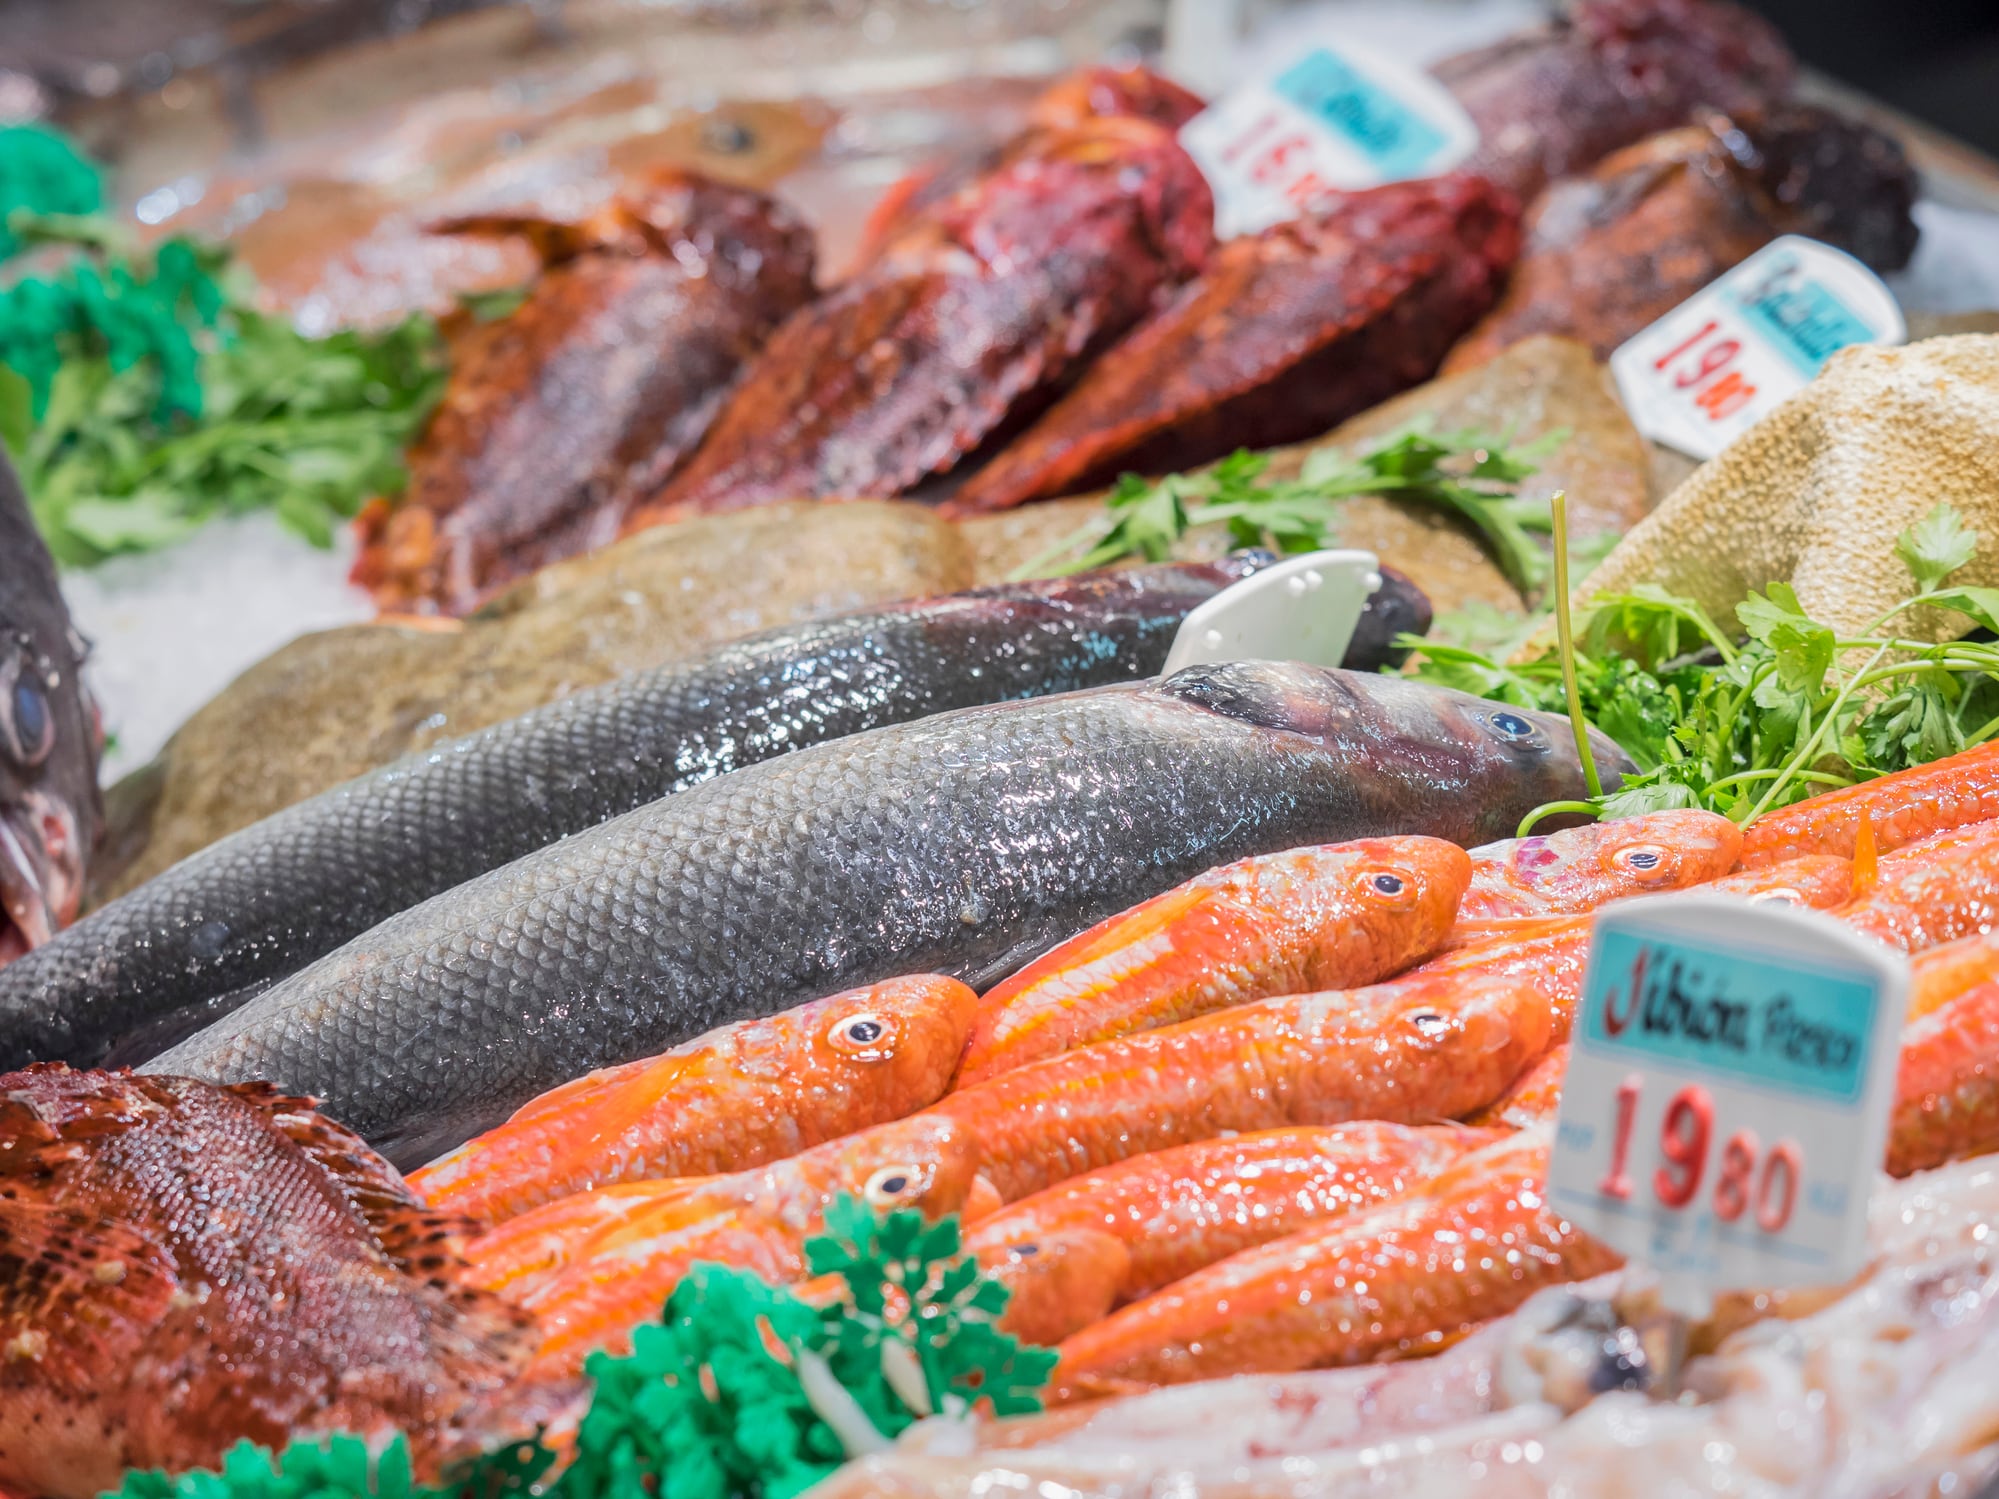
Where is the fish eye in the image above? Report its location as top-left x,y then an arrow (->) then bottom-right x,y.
828,1011 -> 894,1058
1359,868 -> 1417,908
1008,1242 -> 1040,1259
1610,844 -> 1670,879
0,651 -> 53,769
1488,711 -> 1537,741
864,1163 -> 926,1207
1408,1009 -> 1451,1039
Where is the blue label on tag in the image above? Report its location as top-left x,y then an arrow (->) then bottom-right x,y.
1735,275 -> 1877,378
1581,927 -> 1878,1103
1272,49 -> 1447,180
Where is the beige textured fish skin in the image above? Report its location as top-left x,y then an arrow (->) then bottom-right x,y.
1557,335 -> 1999,641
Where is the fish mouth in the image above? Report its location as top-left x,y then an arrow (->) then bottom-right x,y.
0,795 -> 82,968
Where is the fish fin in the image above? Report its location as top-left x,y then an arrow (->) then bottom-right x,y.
0,1200 -> 176,1395
1852,812 -> 1880,895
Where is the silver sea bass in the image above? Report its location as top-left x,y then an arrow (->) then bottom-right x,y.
150,661 -> 1627,1167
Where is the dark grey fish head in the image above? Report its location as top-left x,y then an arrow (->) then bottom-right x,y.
1158,659 -> 1631,839
0,450 -> 102,965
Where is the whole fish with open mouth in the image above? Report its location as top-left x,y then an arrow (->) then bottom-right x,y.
151,664 -> 1621,1167
0,450 -> 100,970
0,561 -> 1267,1072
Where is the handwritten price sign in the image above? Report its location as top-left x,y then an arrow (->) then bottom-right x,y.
1180,43 -> 1478,238
1609,236 -> 1905,461
1547,895 -> 1906,1308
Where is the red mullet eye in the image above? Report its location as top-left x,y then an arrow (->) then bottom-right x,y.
828,1011 -> 893,1057
865,1164 -> 924,1206
1362,869 -> 1417,906
1612,844 -> 1669,878
1408,1010 -> 1450,1039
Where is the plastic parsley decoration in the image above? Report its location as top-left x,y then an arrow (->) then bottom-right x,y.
106,1197 -> 1055,1499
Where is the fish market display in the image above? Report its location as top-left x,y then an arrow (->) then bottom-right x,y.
463,1114 -> 979,1375
1430,0 -> 1795,204
1445,105 -> 1919,370
1569,335 -> 1999,638
945,175 -> 1520,513
969,1123 -> 1497,1345
408,974 -> 978,1225
934,969 -> 1559,1202
626,118 -> 1213,521
145,666 -> 1615,1167
0,562 -> 1259,1072
954,837 -> 1472,1086
351,173 -> 816,617
0,1064 -> 568,1497
0,451 -> 100,970
1050,1130 -> 1622,1399
1458,810 -> 1741,919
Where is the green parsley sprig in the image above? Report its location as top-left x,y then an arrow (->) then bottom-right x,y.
1011,427 -> 1566,596
107,1197 -> 1055,1499
1403,501 -> 1999,829
0,127 -> 448,565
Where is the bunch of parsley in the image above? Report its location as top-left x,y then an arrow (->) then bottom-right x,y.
0,176 -> 446,565
1014,427 -> 1564,597
1404,503 -> 1999,826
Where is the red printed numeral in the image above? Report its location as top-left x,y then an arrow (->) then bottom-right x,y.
1598,1077 -> 1801,1232
1652,320 -> 1758,423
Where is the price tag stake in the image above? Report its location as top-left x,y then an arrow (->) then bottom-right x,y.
1547,894 -> 1907,1314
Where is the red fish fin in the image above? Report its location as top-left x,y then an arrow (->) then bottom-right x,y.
0,1201 -> 175,1394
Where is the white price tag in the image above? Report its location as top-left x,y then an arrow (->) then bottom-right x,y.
1161,549 -> 1380,675
1547,895 -> 1906,1311
1180,43 -> 1479,239
1609,235 -> 1906,462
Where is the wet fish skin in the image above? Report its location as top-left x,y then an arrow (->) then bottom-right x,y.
1049,1131 -> 1622,1400
954,836 -> 1473,1087
932,969 -> 1558,1203
1459,810 -> 1742,920
1739,739 -> 1999,867
1833,818 -> 1999,954
1702,853 -> 1854,910
1908,929 -> 1999,1022
150,663 -> 1617,1168
1466,1042 -> 1571,1129
0,561 -> 1257,1073
408,973 -> 979,1225
0,451 -> 101,971
969,1123 -> 1498,1344
1888,979 -> 1999,1177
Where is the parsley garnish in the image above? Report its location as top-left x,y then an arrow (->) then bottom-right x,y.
1404,501 -> 1999,829
1012,426 -> 1566,597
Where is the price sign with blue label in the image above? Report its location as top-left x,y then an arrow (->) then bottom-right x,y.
1609,235 -> 1906,461
1180,41 -> 1479,238
1547,894 -> 1907,1307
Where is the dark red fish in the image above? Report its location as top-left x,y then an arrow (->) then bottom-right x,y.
947,174 -> 1519,513
353,172 -> 815,615
0,1065 -> 568,1497
625,117 -> 1213,523
1431,0 -> 1795,204
1445,105 -> 1917,370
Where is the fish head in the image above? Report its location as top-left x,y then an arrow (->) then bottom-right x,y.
1465,810 -> 1743,916
1158,662 -> 1632,831
1384,972 -> 1556,1083
0,457 -> 101,967
1268,837 -> 1474,965
809,1113 -> 984,1224
791,974 -> 982,1115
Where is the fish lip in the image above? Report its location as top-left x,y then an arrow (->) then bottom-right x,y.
0,796 -> 80,962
